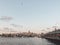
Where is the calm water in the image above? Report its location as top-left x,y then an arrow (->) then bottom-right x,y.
0,37 -> 60,45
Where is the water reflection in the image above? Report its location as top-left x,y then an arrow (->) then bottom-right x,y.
46,39 -> 60,45
0,37 -> 60,45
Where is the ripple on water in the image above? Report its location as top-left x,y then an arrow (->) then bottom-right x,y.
0,37 -> 58,45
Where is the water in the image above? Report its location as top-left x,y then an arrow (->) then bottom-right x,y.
0,37 -> 60,45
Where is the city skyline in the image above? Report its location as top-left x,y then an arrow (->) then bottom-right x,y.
0,0 -> 60,33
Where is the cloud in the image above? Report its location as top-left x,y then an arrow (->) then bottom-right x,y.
11,24 -> 23,28
3,27 -> 17,32
0,16 -> 13,21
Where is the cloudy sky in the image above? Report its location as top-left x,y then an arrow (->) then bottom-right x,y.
0,0 -> 60,33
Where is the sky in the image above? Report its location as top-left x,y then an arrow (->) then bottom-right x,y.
0,0 -> 60,33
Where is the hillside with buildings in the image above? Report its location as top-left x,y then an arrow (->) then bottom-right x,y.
0,31 -> 41,38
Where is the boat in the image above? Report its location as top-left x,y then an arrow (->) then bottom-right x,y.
43,29 -> 60,41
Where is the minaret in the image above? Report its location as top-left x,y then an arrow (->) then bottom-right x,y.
28,30 -> 31,33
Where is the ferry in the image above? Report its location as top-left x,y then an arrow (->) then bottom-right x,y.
43,29 -> 60,41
